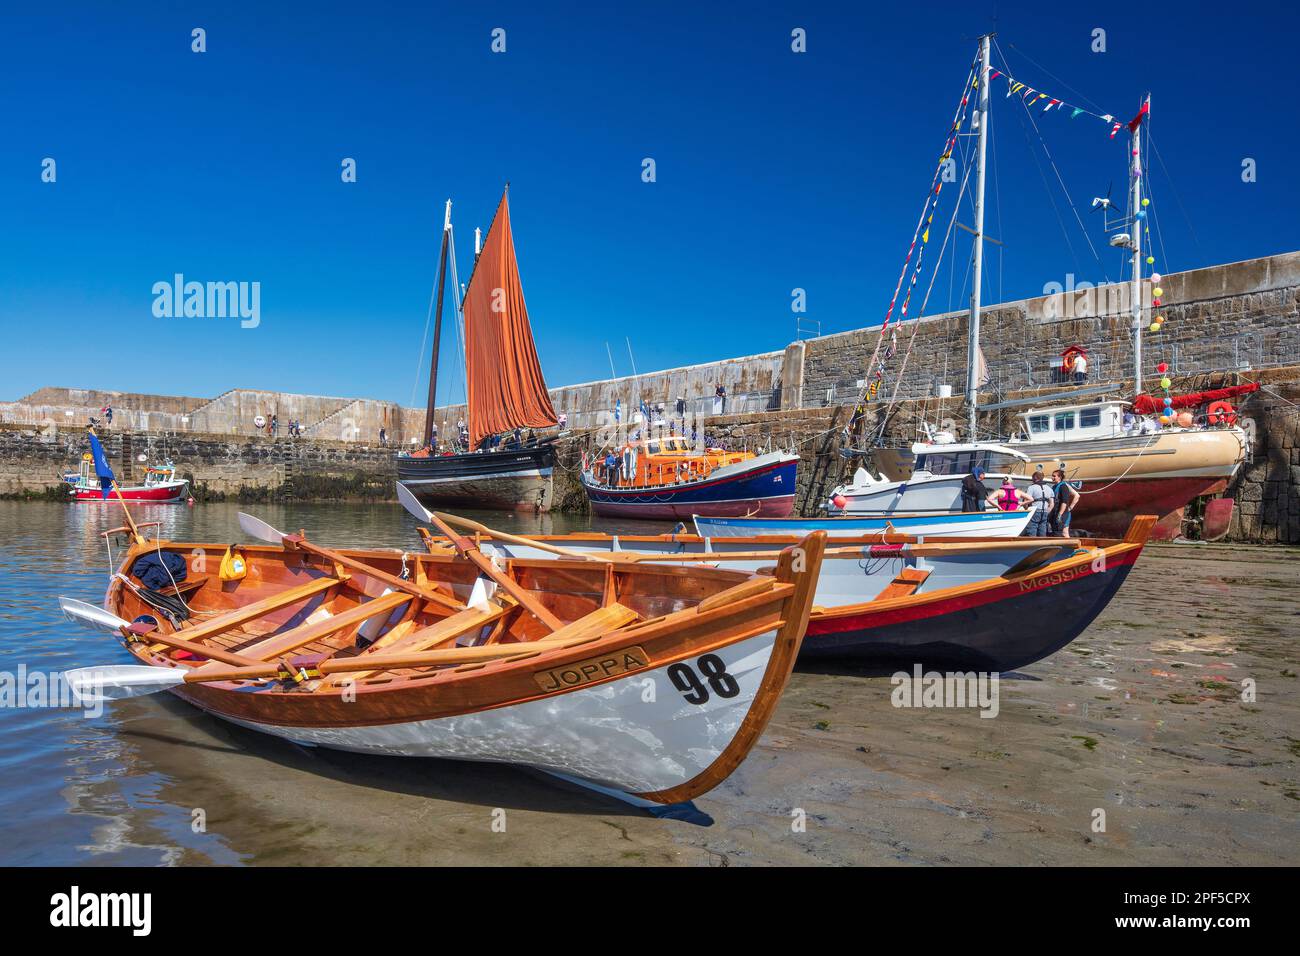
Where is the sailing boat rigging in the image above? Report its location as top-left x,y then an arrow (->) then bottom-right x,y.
397,187 -> 562,513
827,37 -> 1249,540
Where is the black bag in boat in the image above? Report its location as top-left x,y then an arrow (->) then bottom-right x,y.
130,551 -> 188,591
137,588 -> 191,627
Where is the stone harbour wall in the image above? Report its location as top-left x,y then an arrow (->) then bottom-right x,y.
3,251 -> 1299,539
0,427 -> 396,502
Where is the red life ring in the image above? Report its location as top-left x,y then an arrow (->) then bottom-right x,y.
1206,401 -> 1236,425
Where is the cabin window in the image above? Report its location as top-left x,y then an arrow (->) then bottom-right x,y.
980,452 -> 1023,473
918,452 -> 973,475
1053,411 -> 1076,431
1028,415 -> 1050,434
646,442 -> 660,455
1079,407 -> 1102,428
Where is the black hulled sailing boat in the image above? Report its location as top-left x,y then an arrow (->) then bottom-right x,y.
397,188 -> 560,512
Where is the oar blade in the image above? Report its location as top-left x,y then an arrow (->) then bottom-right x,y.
238,511 -> 284,544
59,597 -> 131,635
64,665 -> 186,703
396,483 -> 434,523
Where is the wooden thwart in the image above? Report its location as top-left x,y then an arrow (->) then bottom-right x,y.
168,576 -> 339,645
874,567 -> 930,601
235,591 -> 412,662
697,577 -> 776,614
181,603 -> 644,686
335,603 -> 508,683
284,535 -> 464,614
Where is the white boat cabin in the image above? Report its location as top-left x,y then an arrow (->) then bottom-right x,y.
1013,400 -> 1131,443
905,442 -> 1030,477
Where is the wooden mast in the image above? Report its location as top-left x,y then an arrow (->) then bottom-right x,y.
422,200 -> 453,449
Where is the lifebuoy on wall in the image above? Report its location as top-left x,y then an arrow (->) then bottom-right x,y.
1060,344 -> 1087,377
1206,401 -> 1237,425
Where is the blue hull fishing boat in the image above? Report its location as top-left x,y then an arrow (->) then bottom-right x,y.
582,450 -> 799,520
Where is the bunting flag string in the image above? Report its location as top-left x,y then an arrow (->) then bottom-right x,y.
991,66 -> 1124,136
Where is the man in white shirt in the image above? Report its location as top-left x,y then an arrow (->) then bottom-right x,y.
1024,470 -> 1056,536
1072,352 -> 1089,385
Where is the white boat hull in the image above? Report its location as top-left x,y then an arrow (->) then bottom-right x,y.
831,473 -> 1032,514
218,629 -> 777,798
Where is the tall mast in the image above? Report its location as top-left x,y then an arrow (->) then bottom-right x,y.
421,199 -> 452,448
1129,95 -> 1149,395
965,33 -> 992,438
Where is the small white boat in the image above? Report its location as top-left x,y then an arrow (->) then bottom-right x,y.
827,449 -> 1032,515
693,508 -> 1032,539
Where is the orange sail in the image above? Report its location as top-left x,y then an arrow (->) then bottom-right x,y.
463,189 -> 558,449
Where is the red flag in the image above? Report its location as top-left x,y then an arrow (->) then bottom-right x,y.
1127,101 -> 1149,133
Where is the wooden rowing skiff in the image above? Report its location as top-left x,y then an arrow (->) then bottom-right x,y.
84,523 -> 826,806
416,513 -> 1159,673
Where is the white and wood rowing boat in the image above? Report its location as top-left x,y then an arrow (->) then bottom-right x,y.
67,516 -> 826,806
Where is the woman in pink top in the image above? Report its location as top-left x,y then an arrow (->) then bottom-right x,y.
997,479 -> 1030,511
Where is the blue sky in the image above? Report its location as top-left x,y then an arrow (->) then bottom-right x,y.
2,1 -> 1296,407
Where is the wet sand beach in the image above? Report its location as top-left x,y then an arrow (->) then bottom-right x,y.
1,503 -> 1296,865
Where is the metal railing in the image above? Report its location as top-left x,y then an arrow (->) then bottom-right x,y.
558,389 -> 781,430
790,326 -> 1297,412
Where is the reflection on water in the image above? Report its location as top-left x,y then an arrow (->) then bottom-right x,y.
0,500 -> 668,866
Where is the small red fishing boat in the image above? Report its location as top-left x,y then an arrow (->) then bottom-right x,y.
62,432 -> 190,503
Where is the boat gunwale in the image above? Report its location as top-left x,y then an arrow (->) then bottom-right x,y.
105,540 -> 802,718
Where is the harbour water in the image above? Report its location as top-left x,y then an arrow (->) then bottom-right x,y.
0,501 -> 1295,865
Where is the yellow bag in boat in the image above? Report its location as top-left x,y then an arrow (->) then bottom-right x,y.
219,545 -> 247,582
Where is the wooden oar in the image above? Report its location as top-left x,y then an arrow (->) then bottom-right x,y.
423,513 -> 565,632
236,512 -> 463,614
395,484 -> 609,563
66,604 -> 642,702
432,510 -> 612,564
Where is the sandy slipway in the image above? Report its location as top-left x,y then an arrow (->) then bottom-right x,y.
46,540 -> 1296,867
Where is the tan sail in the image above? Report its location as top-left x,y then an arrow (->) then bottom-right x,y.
463,189 -> 558,450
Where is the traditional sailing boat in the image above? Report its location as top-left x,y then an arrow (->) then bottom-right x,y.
829,37 -> 1249,540
397,188 -> 561,512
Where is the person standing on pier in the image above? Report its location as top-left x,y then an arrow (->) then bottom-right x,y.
997,478 -> 1031,511
960,466 -> 992,512
1024,470 -> 1056,536
1049,468 -> 1080,536
1071,351 -> 1088,385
